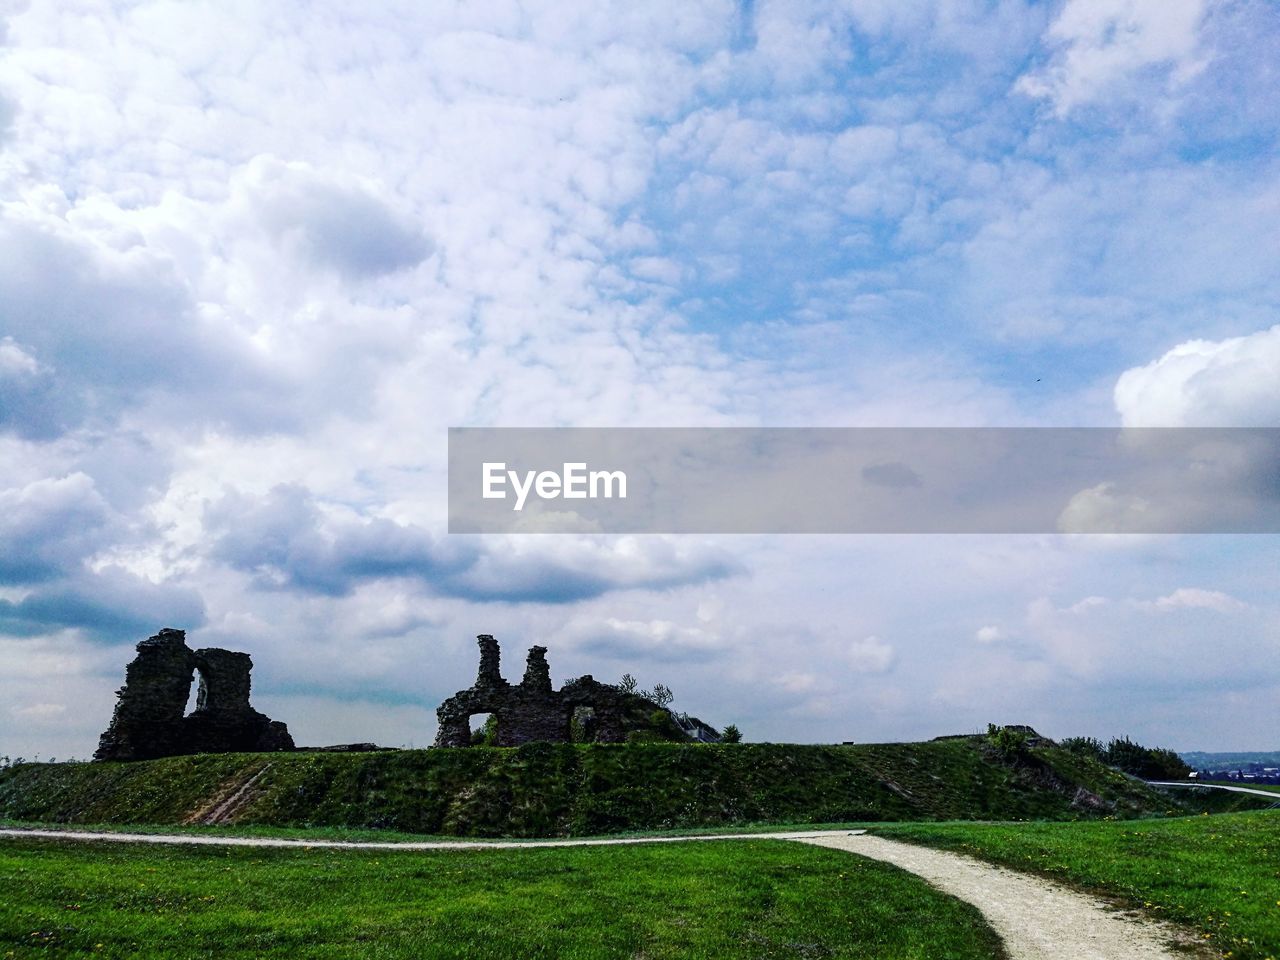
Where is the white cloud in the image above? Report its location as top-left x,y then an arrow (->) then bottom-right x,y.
235,157 -> 433,279
1020,588 -> 1270,685
848,635 -> 895,674
774,670 -> 819,695
0,336 -> 39,375
1115,325 -> 1280,427
558,616 -> 725,664
1018,0 -> 1208,114
974,625 -> 1004,644
0,473 -> 116,583
10,702 -> 65,719
1151,588 -> 1246,613
1057,482 -> 1155,534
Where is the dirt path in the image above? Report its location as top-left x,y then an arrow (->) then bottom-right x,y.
183,762 -> 274,826
1,826 -> 1199,958
798,833 -> 1195,960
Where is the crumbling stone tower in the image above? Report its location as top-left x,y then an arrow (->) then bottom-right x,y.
434,636 -> 571,747
434,634 -> 695,747
94,628 -> 294,761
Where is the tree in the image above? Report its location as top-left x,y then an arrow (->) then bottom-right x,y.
618,673 -> 638,694
1103,736 -> 1191,779
470,715 -> 499,746
721,724 -> 742,744
646,683 -> 674,708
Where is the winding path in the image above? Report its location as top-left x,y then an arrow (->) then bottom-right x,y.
1,826 -> 1196,959
0,826 -> 836,850
798,832 -> 1192,960
1148,780 -> 1280,800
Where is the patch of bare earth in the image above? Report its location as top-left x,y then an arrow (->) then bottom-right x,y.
182,763 -> 273,826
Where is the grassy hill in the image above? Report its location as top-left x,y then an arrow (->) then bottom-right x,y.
0,739 -> 1267,838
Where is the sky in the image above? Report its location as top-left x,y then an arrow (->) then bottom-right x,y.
1,0 -> 1278,760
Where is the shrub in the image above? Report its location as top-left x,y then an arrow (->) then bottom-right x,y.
1061,736 -> 1105,761
1103,736 -> 1191,780
649,709 -> 681,739
986,724 -> 1029,759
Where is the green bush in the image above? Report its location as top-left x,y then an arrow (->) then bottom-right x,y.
1058,734 -> 1191,779
985,724 -> 1029,759
1102,736 -> 1191,779
1060,736 -> 1105,760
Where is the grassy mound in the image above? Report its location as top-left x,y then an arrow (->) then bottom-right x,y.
0,739 -> 1263,837
878,808 -> 1280,960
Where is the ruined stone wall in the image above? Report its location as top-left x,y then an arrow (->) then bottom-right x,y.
94,628 -> 295,761
434,635 -> 694,747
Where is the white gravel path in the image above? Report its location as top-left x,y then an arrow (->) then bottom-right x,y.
1,825 -> 1203,958
0,826 -> 837,850
798,832 -> 1197,960
1148,780 -> 1280,800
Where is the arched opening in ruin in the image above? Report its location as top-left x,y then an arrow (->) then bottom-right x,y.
569,705 -> 597,743
183,668 -> 203,717
469,712 -> 498,746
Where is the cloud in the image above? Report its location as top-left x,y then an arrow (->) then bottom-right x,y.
1115,325 -> 1280,427
10,702 -> 66,720
1021,588 -> 1269,685
558,615 -> 725,663
207,484 -> 739,603
861,461 -> 922,489
1150,588 -> 1246,613
848,635 -> 895,674
0,209 -> 282,438
1018,0 -> 1208,114
0,565 -> 206,642
1056,482 -> 1156,534
234,157 -> 433,279
0,336 -> 38,376
435,536 -> 742,604
0,91 -> 13,145
974,625 -> 1004,644
0,474 -> 116,583
206,484 -> 472,597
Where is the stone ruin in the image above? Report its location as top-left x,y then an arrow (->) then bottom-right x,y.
93,628 -> 717,760
94,628 -> 294,762
435,634 -> 718,747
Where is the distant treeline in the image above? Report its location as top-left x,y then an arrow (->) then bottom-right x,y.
1180,750 -> 1280,770
1061,735 -> 1191,780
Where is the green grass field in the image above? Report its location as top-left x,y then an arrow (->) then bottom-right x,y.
0,837 -> 1005,960
878,810 -> 1280,960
